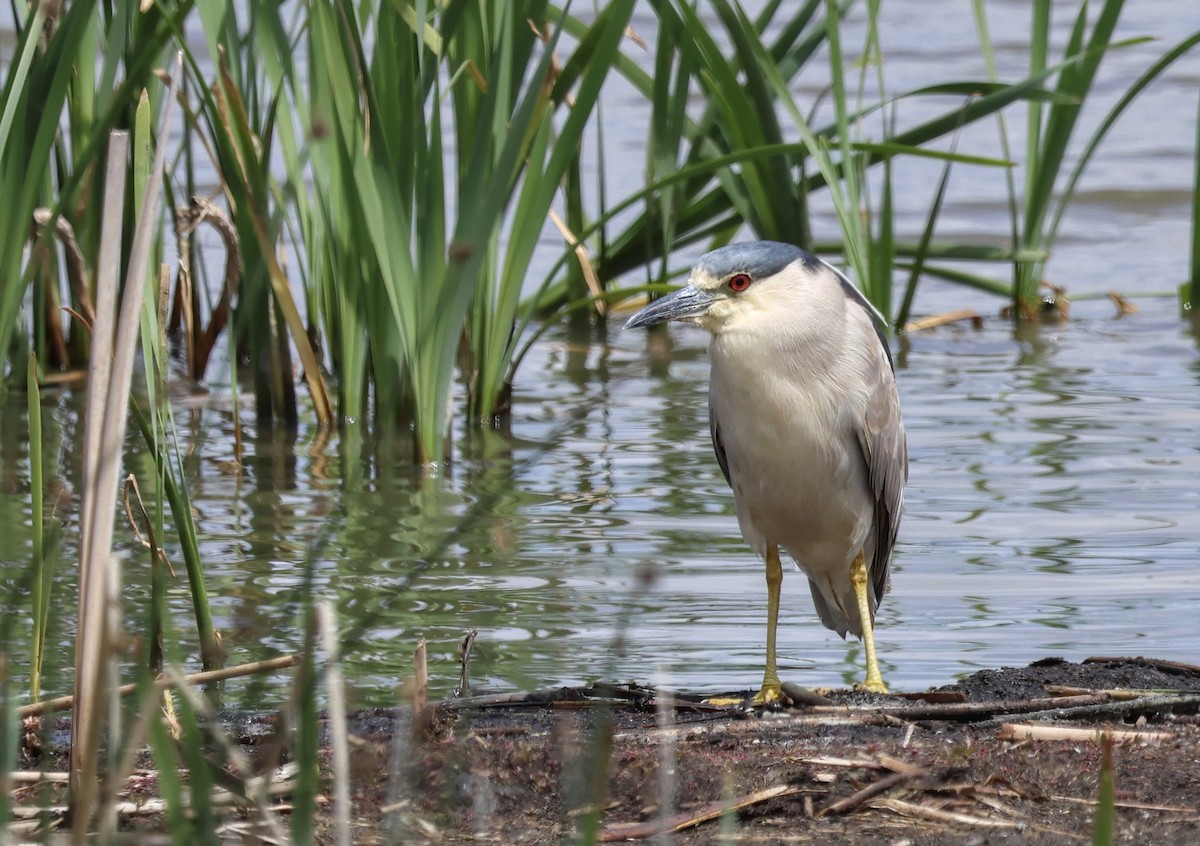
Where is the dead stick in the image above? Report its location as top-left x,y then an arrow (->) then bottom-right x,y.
872,797 -> 1023,829
977,693 -> 1200,729
17,655 -> 301,718
848,693 -> 1110,721
1050,794 -> 1199,815
10,771 -> 72,783
997,723 -> 1173,744
903,308 -> 982,332
597,784 -> 799,841
456,628 -> 477,696
1044,685 -> 1167,699
412,639 -> 428,741
818,771 -> 919,817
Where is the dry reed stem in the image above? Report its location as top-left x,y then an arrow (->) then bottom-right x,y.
1050,795 -> 1200,815
18,655 -> 301,718
316,601 -> 352,846
997,723 -> 1174,744
71,57 -> 185,836
70,127 -> 129,839
31,208 -> 94,326
412,639 -> 429,741
903,308 -> 983,331
597,784 -> 800,841
1044,685 -> 1165,699
456,628 -> 478,696
174,196 -> 241,380
872,797 -> 1026,830
547,208 -> 604,314
817,770 -> 922,817
654,669 -> 676,846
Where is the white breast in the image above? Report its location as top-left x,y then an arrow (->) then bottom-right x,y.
707,271 -> 876,592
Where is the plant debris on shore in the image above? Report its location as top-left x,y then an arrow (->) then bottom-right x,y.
12,656 -> 1200,843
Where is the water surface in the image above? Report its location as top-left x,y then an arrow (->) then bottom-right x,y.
3,298 -> 1198,705
1,3 -> 1198,706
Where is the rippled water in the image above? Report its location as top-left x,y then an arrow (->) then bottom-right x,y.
3,299 -> 1198,706
2,3 -> 1198,706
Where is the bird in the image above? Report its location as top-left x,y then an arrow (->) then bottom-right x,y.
625,241 -> 907,702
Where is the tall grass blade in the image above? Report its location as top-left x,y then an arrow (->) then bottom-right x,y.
128,403 -> 220,668
27,354 -> 52,702
291,615 -> 320,845
646,2 -> 693,285
0,651 -> 10,802
971,0 -> 1022,307
1191,82 -> 1200,312
170,677 -> 220,844
1027,0 -> 1050,211
145,693 -> 190,842
469,0 -> 636,424
1093,735 -> 1116,845
0,4 -> 50,157
1014,0 -> 1128,314
896,104 -> 973,328
128,79 -> 219,668
0,1 -> 95,388
0,656 -> 13,834
216,57 -> 331,426
895,160 -> 954,329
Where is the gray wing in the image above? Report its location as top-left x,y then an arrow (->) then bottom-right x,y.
827,258 -> 907,608
709,405 -> 732,488
855,326 -> 908,610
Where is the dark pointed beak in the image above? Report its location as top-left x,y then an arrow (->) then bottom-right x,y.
624,285 -> 717,329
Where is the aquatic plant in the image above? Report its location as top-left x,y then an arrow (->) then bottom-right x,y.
250,0 -> 634,464
973,0 -> 1200,318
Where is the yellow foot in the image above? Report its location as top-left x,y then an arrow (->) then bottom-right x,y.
702,695 -> 746,707
750,683 -> 784,706
854,678 -> 890,695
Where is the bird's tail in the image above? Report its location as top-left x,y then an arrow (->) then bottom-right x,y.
807,576 -> 876,640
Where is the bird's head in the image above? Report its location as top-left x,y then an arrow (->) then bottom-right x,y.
624,241 -> 821,335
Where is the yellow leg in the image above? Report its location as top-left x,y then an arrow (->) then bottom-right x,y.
750,544 -> 784,704
850,551 -> 888,694
705,545 -> 785,706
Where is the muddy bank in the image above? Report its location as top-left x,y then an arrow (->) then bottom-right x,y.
12,656 -> 1200,843
353,655 -> 1200,844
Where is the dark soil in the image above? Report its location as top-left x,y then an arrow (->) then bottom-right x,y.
15,656 -> 1200,843
351,656 -> 1200,844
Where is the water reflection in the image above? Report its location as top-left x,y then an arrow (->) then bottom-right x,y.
1,299 -> 1199,705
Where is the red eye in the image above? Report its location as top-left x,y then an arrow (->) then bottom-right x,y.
728,273 -> 752,292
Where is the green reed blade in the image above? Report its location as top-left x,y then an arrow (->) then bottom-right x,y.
27,354 -> 50,703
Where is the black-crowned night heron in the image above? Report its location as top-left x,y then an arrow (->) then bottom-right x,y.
626,241 -> 907,702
